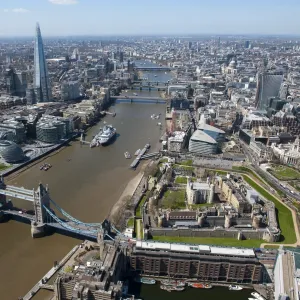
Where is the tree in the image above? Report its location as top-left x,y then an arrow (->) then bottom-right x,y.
144,163 -> 158,177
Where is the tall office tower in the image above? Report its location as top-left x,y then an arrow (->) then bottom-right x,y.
34,23 -> 52,103
245,40 -> 250,49
255,72 -> 283,110
188,41 -> 192,49
119,51 -> 124,63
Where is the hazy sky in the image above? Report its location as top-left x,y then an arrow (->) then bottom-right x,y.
1,0 -> 300,36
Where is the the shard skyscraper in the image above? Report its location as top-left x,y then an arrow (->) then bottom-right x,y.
34,23 -> 52,102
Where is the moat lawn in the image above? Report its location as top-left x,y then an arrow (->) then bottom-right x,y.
243,175 -> 296,244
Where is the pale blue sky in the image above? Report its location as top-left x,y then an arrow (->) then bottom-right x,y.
0,0 -> 300,36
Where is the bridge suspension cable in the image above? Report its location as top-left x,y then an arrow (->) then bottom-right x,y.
43,206 -> 98,237
48,198 -> 101,228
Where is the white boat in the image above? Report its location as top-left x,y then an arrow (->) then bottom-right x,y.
133,93 -> 138,96
157,122 -> 162,126
228,285 -> 243,291
98,125 -> 116,145
251,292 -> 265,300
249,298 -> 257,300
124,151 -> 131,159
134,149 -> 141,156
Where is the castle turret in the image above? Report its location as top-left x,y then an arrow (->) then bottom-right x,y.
208,184 -> 214,204
224,214 -> 232,229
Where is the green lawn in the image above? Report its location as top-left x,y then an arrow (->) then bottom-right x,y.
189,203 -> 216,210
290,181 -> 300,192
127,217 -> 135,228
161,189 -> 186,209
232,166 -> 261,181
180,159 -> 193,166
152,236 -> 263,248
0,164 -> 9,171
136,219 -> 143,239
269,165 -> 300,180
243,175 -> 296,244
175,176 -> 196,184
264,245 -> 280,249
135,192 -> 149,218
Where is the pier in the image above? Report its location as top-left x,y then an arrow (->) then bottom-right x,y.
130,144 -> 150,169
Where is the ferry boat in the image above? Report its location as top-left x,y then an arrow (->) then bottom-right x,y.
228,285 -> 243,291
124,152 -> 131,159
251,292 -> 265,300
134,149 -> 141,156
188,282 -> 212,289
98,125 -> 116,145
134,277 -> 156,285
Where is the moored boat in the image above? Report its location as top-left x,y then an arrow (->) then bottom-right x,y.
251,292 -> 265,300
134,277 -> 156,285
124,152 -> 131,159
134,149 -> 141,156
188,282 -> 212,289
228,285 -> 243,291
160,285 -> 185,292
161,280 -> 185,287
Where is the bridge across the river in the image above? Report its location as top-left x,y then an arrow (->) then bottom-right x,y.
0,178 -> 120,241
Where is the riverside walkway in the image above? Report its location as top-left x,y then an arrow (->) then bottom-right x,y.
22,245 -> 79,300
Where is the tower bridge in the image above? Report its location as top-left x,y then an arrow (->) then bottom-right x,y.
0,178 -> 119,241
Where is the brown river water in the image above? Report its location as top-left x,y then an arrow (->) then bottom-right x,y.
0,100 -> 166,299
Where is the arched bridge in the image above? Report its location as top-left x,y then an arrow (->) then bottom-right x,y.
0,178 -> 122,241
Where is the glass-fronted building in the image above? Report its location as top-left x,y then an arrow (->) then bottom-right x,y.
34,23 -> 52,103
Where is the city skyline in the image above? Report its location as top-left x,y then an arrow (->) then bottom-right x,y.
1,0 -> 300,36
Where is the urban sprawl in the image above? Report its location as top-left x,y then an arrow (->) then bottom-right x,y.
1,24 -> 300,300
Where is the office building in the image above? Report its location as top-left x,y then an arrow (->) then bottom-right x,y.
245,40 -> 250,49
34,23 -> 52,103
61,81 -> 80,101
130,241 -> 263,283
189,130 -> 217,155
256,72 -> 283,110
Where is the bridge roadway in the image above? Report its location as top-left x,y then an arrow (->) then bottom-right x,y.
134,66 -> 171,71
22,245 -> 79,300
111,95 -> 165,101
2,209 -> 98,239
0,185 -> 35,201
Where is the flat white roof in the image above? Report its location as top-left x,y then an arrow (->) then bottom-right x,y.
135,241 -> 255,257
210,246 -> 255,257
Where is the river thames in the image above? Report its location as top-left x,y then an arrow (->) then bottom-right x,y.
0,61 -> 253,300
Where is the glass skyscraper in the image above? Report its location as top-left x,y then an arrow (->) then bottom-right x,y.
255,72 -> 283,111
34,23 -> 52,103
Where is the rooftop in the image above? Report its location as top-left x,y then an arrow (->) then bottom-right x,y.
135,241 -> 255,257
190,130 -> 217,144
198,122 -> 225,134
